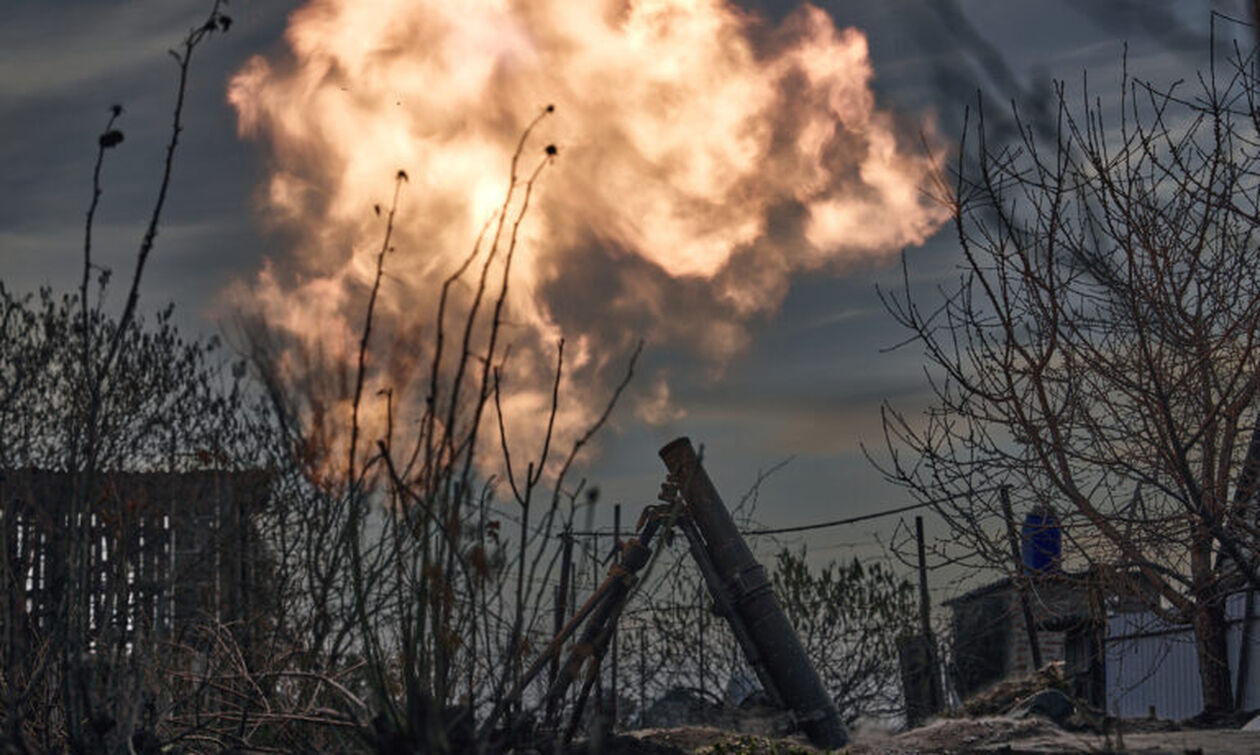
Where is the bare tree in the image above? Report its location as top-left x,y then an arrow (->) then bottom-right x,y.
877,36 -> 1260,713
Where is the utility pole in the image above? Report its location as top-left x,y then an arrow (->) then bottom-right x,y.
592,531 -> 603,720
639,626 -> 646,723
611,503 -> 620,728
915,515 -> 942,712
1001,487 -> 1043,670
552,530 -> 573,689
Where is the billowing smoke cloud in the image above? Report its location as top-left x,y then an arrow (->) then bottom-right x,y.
226,0 -> 946,467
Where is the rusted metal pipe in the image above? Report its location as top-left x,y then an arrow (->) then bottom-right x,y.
659,438 -> 848,749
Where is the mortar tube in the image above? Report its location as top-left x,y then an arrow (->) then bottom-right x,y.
659,437 -> 847,749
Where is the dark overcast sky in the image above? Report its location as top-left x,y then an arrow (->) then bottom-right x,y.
1,0 -> 1248,597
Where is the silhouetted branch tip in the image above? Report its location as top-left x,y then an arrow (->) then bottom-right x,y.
98,130 -> 124,149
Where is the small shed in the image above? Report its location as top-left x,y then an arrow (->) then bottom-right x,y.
943,569 -> 1260,720
943,572 -> 1105,707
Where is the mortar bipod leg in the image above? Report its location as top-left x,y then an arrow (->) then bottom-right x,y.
537,562 -> 628,733
543,520 -> 663,702
479,570 -> 620,742
530,562 -> 643,745
675,514 -> 785,709
490,512 -> 667,746
546,513 -> 670,743
562,585 -> 631,744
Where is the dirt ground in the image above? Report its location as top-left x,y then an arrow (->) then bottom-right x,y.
849,716 -> 1260,753
605,717 -> 1260,753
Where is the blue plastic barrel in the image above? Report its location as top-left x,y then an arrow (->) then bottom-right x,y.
1021,505 -> 1061,574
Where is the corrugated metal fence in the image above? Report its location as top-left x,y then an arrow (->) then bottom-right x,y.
1106,592 -> 1259,719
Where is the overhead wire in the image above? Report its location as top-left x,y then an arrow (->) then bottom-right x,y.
567,484 -> 1005,537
